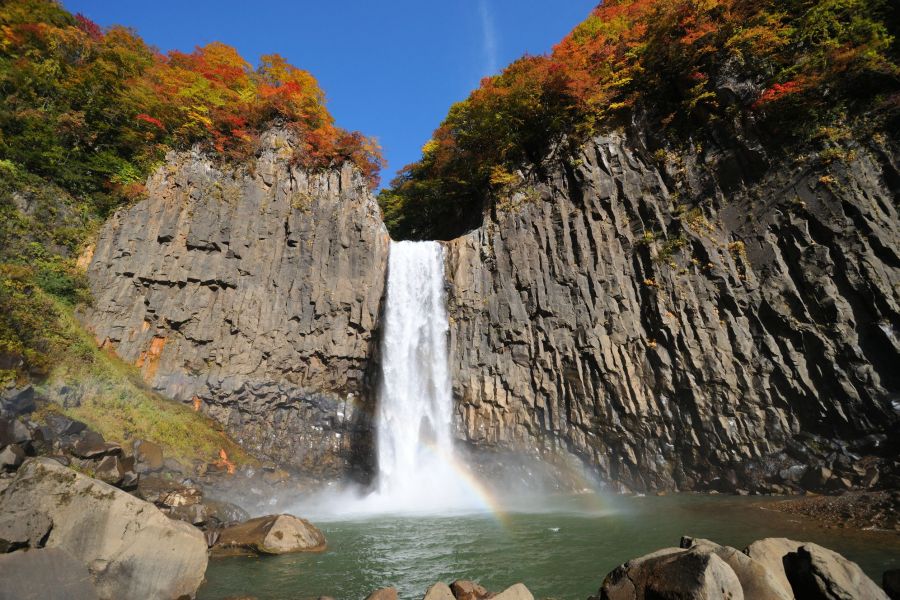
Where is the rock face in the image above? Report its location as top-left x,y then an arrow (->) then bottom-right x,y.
445,131 -> 900,492
1,458 -> 208,600
83,129 -> 390,477
0,547 -> 99,600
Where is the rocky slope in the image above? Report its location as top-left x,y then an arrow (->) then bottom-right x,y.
83,129 -> 389,478
445,130 -> 900,493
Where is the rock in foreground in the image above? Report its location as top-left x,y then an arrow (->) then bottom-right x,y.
0,458 -> 207,600
0,547 -> 99,600
783,543 -> 889,600
212,513 -> 326,556
596,536 -> 889,600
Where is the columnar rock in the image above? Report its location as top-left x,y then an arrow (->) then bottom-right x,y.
445,132 -> 899,492
83,129 -> 390,476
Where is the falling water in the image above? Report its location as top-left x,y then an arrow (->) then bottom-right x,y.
362,240 -> 480,514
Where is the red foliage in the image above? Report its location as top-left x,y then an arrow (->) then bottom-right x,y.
752,79 -> 806,110
135,113 -> 165,129
74,13 -> 103,41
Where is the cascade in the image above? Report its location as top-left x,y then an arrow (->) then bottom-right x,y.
364,240 -> 479,513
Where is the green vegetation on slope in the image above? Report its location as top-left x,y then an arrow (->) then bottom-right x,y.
1,0 -> 382,464
380,0 -> 899,240
41,301 -> 253,468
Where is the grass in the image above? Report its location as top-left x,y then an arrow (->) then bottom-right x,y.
33,297 -> 253,469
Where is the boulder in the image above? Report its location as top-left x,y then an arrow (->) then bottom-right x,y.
884,569 -> 900,600
133,439 -> 164,472
167,503 -> 209,527
744,537 -> 803,595
451,580 -> 491,600
801,466 -> 833,490
0,547 -> 99,600
365,588 -> 398,600
0,385 -> 36,417
0,417 -> 31,446
597,546 -> 744,599
0,509 -> 52,552
423,582 -> 455,600
681,537 -> 792,599
492,583 -> 534,600
204,498 -> 250,527
93,455 -> 130,486
42,414 -> 87,438
0,458 -> 207,600
212,514 -> 326,556
136,475 -> 200,507
783,543 -> 888,600
71,431 -> 121,459
0,444 -> 25,470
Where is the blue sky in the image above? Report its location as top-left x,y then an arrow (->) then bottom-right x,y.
61,1 -> 598,187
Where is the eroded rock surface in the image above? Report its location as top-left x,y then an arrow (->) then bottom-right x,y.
446,132 -> 900,492
83,129 -> 390,477
0,458 -> 207,600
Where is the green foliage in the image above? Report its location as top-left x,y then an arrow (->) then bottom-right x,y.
382,0 -> 899,240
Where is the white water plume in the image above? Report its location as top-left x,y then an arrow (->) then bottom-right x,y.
295,240 -> 485,518
368,240 -> 473,511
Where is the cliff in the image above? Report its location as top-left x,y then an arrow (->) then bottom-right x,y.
445,131 -> 900,493
83,129 -> 389,478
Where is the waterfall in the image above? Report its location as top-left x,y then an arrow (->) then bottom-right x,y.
363,240 -> 478,513
291,240 -> 483,517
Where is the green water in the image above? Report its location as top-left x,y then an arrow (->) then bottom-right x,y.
198,494 -> 900,600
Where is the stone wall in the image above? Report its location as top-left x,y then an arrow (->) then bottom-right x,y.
83,130 -> 389,478
446,131 -> 900,492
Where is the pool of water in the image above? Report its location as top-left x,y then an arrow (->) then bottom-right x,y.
198,494 -> 900,600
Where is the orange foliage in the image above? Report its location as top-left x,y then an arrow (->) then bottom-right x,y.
215,449 -> 236,475
0,2 -> 383,191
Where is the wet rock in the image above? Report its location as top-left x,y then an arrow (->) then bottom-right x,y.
423,582 -> 455,600
82,129 -> 389,476
492,584 -> 533,600
133,439 -> 163,472
884,569 -> 900,600
597,546 -> 743,599
0,445 -> 25,471
212,514 -> 326,556
0,509 -> 52,552
0,547 -> 99,600
783,543 -> 888,600
365,588 -> 398,600
451,580 -> 491,600
0,458 -> 207,599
